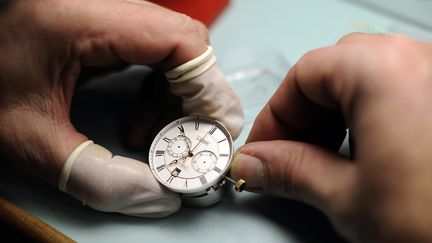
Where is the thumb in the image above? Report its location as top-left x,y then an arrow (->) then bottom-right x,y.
230,140 -> 356,211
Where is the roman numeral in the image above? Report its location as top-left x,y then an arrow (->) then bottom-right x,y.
218,138 -> 226,143
163,137 -> 171,143
156,164 -> 165,172
167,175 -> 174,184
155,150 -> 165,156
195,119 -> 200,130
214,167 -> 222,173
184,180 -> 188,189
220,154 -> 229,157
209,125 -> 217,135
199,176 -> 207,185
178,125 -> 185,134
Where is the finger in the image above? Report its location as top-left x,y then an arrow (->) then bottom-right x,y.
249,33 -> 420,149
248,102 -> 346,151
59,141 -> 181,218
336,32 -> 368,44
336,32 -> 425,46
27,95 -> 182,217
247,46 -> 348,150
192,19 -> 210,44
59,0 -> 208,68
231,140 -> 356,212
2,97 -> 182,217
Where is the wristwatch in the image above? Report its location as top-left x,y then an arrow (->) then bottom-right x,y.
148,116 -> 245,207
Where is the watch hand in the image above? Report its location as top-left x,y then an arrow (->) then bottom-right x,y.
189,129 -> 211,156
167,159 -> 179,166
168,156 -> 187,166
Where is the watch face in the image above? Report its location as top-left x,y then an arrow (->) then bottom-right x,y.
149,116 -> 233,194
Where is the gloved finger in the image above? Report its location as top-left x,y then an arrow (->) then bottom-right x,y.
166,46 -> 244,140
128,57 -> 244,148
70,0 -> 240,139
230,140 -> 356,213
59,140 -> 181,218
72,0 -> 239,138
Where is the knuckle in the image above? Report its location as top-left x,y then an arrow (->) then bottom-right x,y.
193,19 -> 210,41
176,13 -> 201,36
376,37 -> 424,73
337,32 -> 366,44
296,49 -> 317,68
166,13 -> 208,65
277,143 -> 308,200
168,13 -> 207,50
193,19 -> 208,33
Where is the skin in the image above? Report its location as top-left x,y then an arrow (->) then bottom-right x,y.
0,0 -> 208,185
231,33 -> 432,242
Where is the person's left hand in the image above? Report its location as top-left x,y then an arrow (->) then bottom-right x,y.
0,0 -> 243,217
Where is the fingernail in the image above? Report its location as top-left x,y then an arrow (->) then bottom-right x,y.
231,153 -> 267,191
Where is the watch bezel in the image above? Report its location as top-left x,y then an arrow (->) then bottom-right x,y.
148,116 -> 233,194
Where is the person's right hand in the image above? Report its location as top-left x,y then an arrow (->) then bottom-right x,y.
231,33 -> 432,242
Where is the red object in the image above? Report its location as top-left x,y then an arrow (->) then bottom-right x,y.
149,0 -> 229,27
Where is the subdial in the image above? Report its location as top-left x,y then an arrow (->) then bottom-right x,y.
167,135 -> 192,158
192,150 -> 217,173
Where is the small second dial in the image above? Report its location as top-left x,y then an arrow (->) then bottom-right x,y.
192,150 -> 218,173
167,135 -> 192,158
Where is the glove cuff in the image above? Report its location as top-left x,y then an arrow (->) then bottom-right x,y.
168,63 -> 245,140
164,45 -> 216,83
58,140 -> 94,192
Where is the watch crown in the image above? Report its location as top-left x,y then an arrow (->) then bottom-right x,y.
234,179 -> 246,192
224,176 -> 246,192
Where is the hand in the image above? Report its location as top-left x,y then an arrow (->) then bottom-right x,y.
231,33 -> 432,242
0,0 -> 243,218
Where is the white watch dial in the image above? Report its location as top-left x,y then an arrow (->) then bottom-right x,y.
149,116 -> 233,194
192,150 -> 217,173
166,135 -> 192,158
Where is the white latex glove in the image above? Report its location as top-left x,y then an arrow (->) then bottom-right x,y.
59,141 -> 180,218
0,0 -> 243,218
59,46 -> 244,217
166,46 -> 244,139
